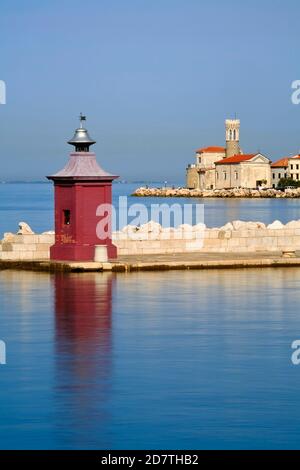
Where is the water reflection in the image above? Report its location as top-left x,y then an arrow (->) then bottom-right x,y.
2,268 -> 300,448
54,272 -> 115,449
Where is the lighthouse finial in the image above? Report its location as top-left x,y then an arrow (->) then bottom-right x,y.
68,114 -> 96,151
79,113 -> 86,128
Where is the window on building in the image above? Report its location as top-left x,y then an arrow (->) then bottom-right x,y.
216,172 -> 219,180
278,173 -> 281,179
285,173 -> 287,178
223,172 -> 227,180
272,173 -> 275,179
234,172 -> 238,180
297,164 -> 299,170
63,209 -> 71,226
291,164 -> 294,170
297,174 -> 299,180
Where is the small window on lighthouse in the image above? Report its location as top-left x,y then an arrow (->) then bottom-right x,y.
63,209 -> 71,225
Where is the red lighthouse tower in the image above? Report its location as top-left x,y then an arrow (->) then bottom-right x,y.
47,115 -> 118,261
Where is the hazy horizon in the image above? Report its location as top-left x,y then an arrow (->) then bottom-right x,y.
1,0 -> 300,180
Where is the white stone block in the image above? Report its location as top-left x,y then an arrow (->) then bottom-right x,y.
267,220 -> 284,230
38,235 -> 55,244
285,220 -> 300,229
239,230 -> 251,238
13,235 -> 40,244
219,222 -> 234,231
0,251 -> 22,260
281,229 -> 296,237
186,240 -> 204,251
19,251 -> 36,260
11,243 -> 37,252
232,220 -> 247,231
277,237 -> 293,247
94,246 -> 108,262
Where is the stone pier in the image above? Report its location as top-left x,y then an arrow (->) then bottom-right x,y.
2,219 -> 300,272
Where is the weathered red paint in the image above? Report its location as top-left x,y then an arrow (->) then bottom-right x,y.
48,151 -> 118,261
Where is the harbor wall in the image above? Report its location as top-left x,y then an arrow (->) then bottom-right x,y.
1,220 -> 300,260
0,234 -> 54,260
113,220 -> 300,255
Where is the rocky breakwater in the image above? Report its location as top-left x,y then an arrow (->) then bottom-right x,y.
113,219 -> 300,255
0,222 -> 55,261
133,187 -> 300,198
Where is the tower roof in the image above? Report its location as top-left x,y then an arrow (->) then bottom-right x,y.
68,113 -> 96,148
47,115 -> 118,182
68,128 -> 96,147
48,152 -> 118,181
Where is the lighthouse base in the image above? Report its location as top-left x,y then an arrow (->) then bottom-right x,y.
50,243 -> 117,261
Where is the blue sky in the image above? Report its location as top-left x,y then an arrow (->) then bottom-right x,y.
1,0 -> 300,181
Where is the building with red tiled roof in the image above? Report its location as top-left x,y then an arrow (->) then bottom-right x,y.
215,153 -> 271,189
186,120 -> 272,190
271,157 -> 289,168
195,146 -> 226,154
215,154 -> 256,165
271,155 -> 300,187
288,155 -> 300,184
187,145 -> 226,189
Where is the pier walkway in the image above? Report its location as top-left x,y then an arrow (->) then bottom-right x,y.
0,251 -> 300,272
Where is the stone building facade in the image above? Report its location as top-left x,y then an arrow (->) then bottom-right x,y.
186,119 -> 272,190
289,156 -> 300,182
271,158 -> 289,188
271,155 -> 300,187
186,146 -> 225,190
215,153 -> 271,189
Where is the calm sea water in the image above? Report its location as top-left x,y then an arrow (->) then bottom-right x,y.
1,269 -> 300,449
1,183 -> 300,449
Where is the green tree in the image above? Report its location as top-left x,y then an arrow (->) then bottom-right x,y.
277,177 -> 300,188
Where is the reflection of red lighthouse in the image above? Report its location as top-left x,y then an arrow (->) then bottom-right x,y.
47,115 -> 118,261
54,273 -> 114,350
54,273 -> 114,380
54,273 -> 115,446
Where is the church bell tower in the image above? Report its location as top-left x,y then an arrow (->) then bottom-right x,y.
225,119 -> 241,158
